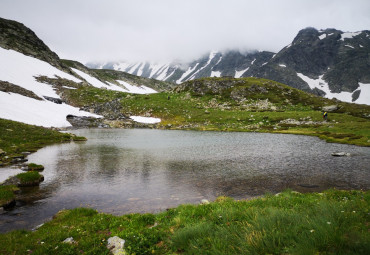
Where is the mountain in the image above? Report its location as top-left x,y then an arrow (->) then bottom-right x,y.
95,28 -> 370,105
0,17 -> 173,128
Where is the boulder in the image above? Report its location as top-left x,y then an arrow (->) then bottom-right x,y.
322,105 -> 338,112
107,236 -> 126,255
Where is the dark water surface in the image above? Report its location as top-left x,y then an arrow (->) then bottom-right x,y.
1,129 -> 369,232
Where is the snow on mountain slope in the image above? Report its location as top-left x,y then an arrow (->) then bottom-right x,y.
0,92 -> 99,127
0,47 -> 100,127
0,47 -> 80,98
297,73 -> 354,102
116,80 -> 157,94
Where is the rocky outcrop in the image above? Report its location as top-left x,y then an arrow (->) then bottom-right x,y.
0,17 -> 68,72
66,115 -> 109,128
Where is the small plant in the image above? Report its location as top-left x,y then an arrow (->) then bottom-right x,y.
27,163 -> 44,171
16,171 -> 44,186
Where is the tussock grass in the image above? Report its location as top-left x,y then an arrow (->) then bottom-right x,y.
0,189 -> 368,254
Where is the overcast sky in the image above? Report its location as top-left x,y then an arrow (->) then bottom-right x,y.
0,0 -> 369,64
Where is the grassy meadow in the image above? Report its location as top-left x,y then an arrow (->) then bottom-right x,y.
0,189 -> 369,254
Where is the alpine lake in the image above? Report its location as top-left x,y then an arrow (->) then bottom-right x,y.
1,129 -> 369,233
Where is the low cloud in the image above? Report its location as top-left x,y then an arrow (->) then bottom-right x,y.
1,0 -> 369,63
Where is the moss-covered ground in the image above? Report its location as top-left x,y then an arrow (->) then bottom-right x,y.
0,189 -> 368,254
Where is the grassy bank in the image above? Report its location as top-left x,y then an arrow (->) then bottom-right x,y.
0,189 -> 368,254
0,118 -> 84,165
63,77 -> 370,146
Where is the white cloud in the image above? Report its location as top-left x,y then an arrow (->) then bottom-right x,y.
0,0 -> 369,63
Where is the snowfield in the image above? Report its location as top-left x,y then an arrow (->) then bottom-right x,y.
0,46 -> 159,127
0,92 -> 100,127
130,116 -> 161,124
0,47 -> 81,98
297,73 -> 369,105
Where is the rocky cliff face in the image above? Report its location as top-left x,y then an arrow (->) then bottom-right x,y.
98,27 -> 370,104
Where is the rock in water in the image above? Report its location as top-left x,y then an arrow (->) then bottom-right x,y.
331,152 -> 351,157
107,236 -> 126,255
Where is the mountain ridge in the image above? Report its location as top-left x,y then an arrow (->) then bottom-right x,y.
93,27 -> 370,105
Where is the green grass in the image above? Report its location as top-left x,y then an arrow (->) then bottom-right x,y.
27,163 -> 44,171
62,79 -> 370,146
0,185 -> 18,206
0,189 -> 368,254
16,171 -> 43,185
0,118 -> 86,164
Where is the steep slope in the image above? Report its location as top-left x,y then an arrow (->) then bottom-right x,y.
246,28 -> 370,104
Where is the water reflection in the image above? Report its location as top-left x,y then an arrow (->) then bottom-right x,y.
1,129 -> 369,232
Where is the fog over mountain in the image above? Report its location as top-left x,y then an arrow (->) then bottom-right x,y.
0,0 -> 369,63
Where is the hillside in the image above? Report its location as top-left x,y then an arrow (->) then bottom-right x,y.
0,17 -> 173,128
98,28 -> 370,105
62,76 -> 370,146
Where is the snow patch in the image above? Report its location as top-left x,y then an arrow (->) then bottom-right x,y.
340,32 -> 361,41
355,83 -> 370,105
71,68 -> 127,92
116,80 -> 157,94
297,73 -> 354,103
176,63 -> 199,84
345,44 -> 355,49
279,64 -> 286,68
319,34 -> 327,40
251,59 -> 256,65
211,71 -> 221,77
0,47 -> 81,98
234,67 -> 249,78
0,92 -> 100,127
130,116 -> 161,124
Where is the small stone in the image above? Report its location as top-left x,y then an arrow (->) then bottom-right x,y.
107,236 -> 126,255
200,199 -> 210,205
63,237 -> 76,244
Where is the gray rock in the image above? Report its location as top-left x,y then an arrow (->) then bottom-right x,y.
107,236 -> 126,255
63,237 -> 76,244
200,199 -> 210,205
322,105 -> 338,112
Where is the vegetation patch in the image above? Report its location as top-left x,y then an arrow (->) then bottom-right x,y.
0,185 -> 18,207
27,163 -> 44,171
0,189 -> 368,254
15,171 -> 44,186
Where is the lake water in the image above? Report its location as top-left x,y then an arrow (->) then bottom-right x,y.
1,129 -> 369,232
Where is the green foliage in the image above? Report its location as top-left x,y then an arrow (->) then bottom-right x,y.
0,185 -> 18,205
27,163 -> 44,171
16,171 -> 43,184
0,190 -> 368,254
